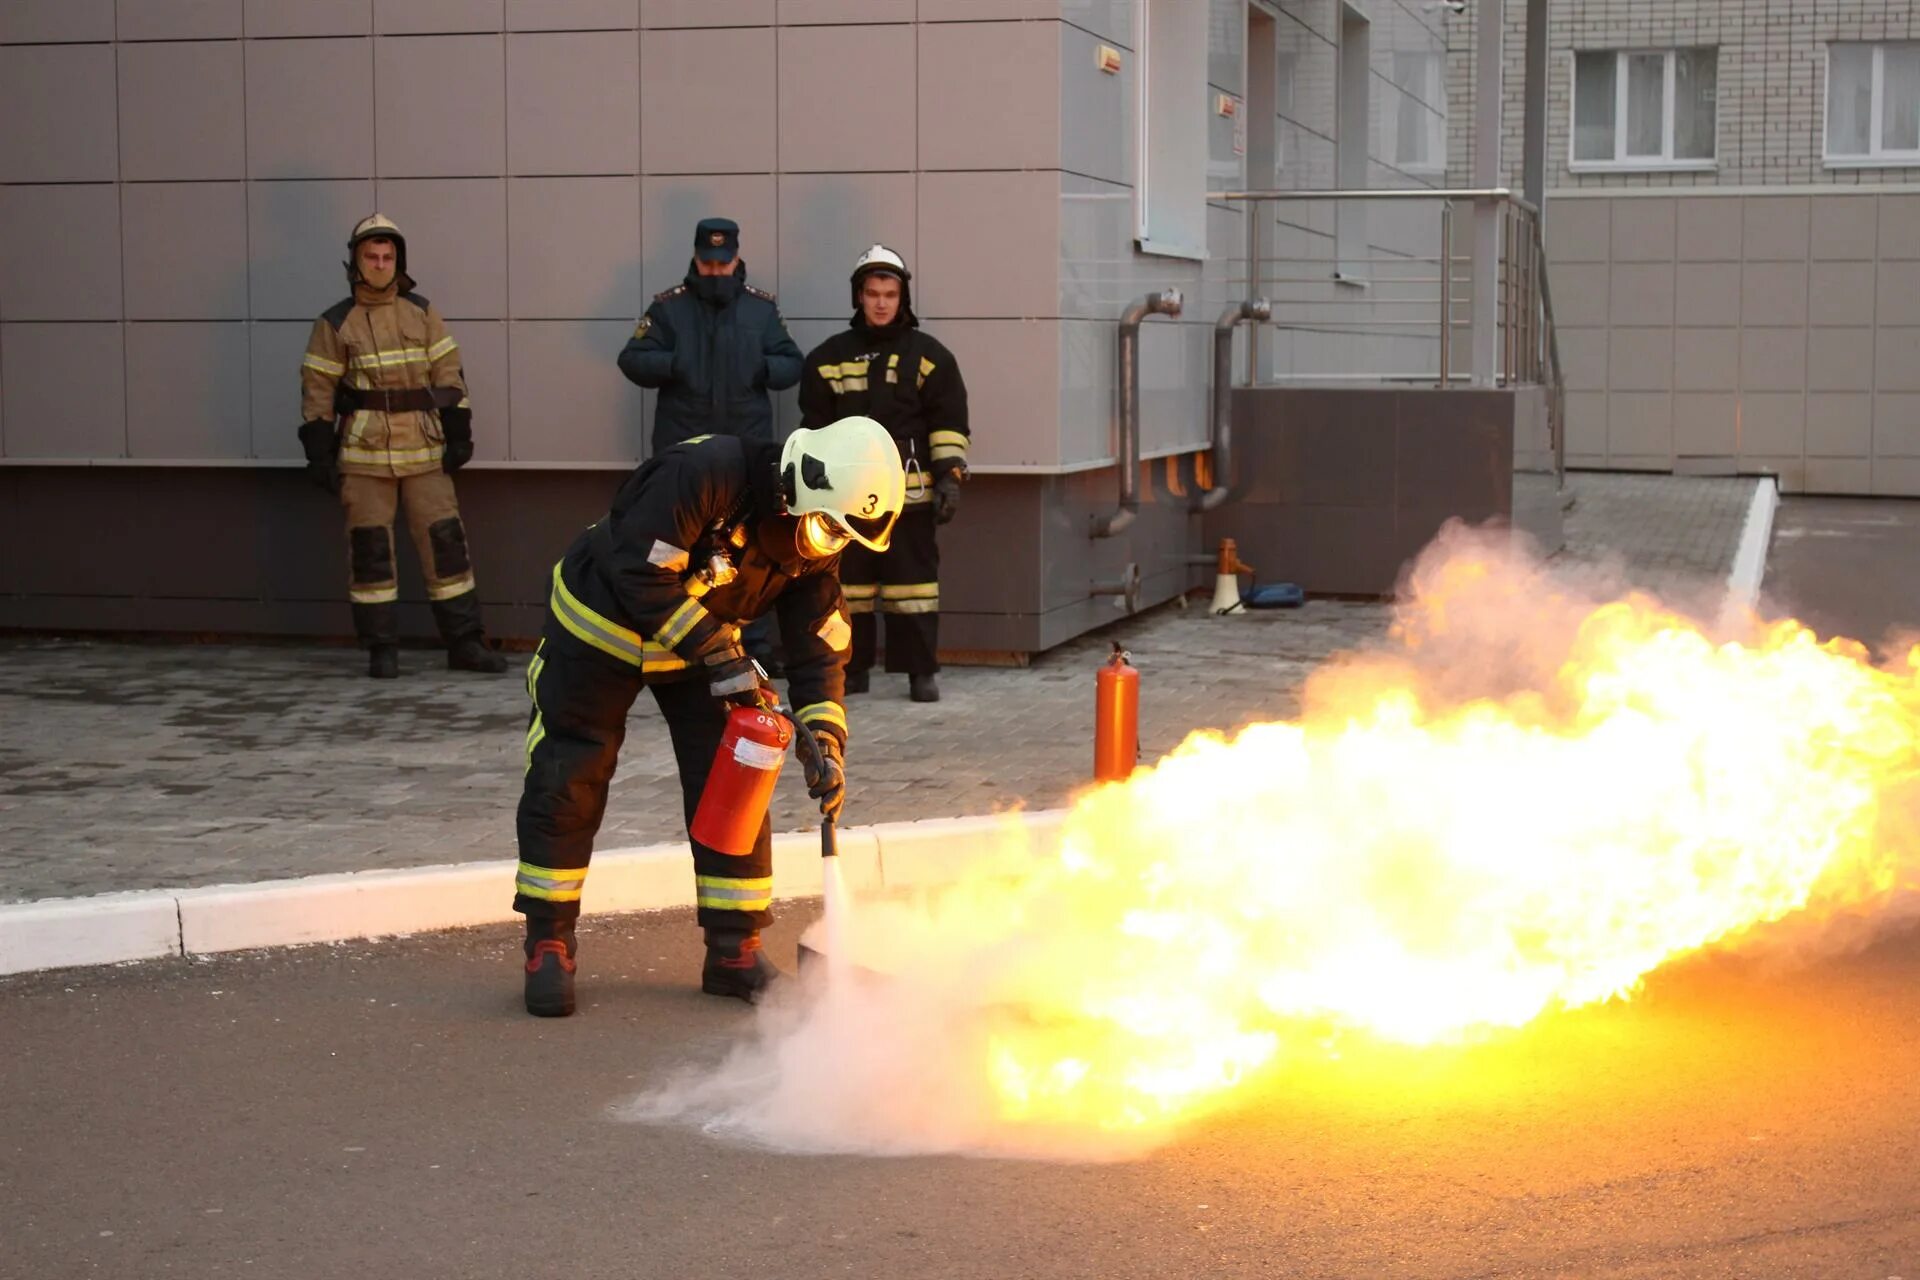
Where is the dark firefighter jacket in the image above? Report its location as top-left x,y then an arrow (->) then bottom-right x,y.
798,324 -> 970,507
616,268 -> 803,455
547,434 -> 851,750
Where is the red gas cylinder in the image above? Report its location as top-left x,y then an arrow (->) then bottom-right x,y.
690,706 -> 793,855
1094,644 -> 1139,783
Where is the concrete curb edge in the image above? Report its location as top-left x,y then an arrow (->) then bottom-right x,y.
0,810 -> 1070,978
1726,474 -> 1780,613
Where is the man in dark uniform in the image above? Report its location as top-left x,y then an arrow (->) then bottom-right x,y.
619,216 -> 804,673
512,416 -> 907,1017
798,246 -> 970,703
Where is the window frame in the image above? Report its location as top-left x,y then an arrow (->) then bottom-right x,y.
1568,47 -> 1719,174
1389,50 -> 1448,176
1823,41 -> 1920,168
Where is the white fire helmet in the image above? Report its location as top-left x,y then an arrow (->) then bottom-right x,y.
851,243 -> 908,281
347,212 -> 408,274
780,415 -> 906,555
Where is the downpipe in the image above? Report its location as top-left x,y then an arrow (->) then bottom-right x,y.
1194,298 -> 1271,512
1092,289 -> 1184,538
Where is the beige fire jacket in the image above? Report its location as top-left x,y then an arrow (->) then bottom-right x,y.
301,283 -> 470,479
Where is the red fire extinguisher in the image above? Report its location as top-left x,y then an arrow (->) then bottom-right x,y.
1094,643 -> 1139,783
690,705 -> 793,855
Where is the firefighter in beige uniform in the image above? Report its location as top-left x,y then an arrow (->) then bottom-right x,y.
297,214 -> 507,679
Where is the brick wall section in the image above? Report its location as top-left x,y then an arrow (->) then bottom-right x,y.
1447,0 -> 1920,190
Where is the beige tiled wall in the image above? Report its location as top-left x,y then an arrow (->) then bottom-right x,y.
1551,188 -> 1920,494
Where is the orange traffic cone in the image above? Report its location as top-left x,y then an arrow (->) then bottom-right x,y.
1209,538 -> 1254,614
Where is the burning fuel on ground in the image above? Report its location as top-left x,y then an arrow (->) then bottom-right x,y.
630,524 -> 1920,1160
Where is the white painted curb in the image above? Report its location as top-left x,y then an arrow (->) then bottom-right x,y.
0,812 -> 1067,977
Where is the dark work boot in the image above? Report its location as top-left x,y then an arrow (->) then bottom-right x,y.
523,919 -> 578,1017
368,645 -> 400,680
909,673 -> 940,703
447,634 -> 508,674
702,928 -> 781,1003
843,669 -> 870,695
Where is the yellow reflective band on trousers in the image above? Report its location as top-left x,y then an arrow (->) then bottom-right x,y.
340,443 -> 445,467
696,874 -> 774,912
548,561 -> 697,672
427,573 -> 476,601
794,701 -> 847,737
879,582 -> 939,614
842,583 -> 877,615
523,645 -> 547,773
517,861 -> 586,902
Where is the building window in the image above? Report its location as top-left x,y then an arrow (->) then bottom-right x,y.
1826,42 -> 1920,165
1136,0 -> 1209,260
1388,51 -> 1446,174
1571,48 -> 1717,170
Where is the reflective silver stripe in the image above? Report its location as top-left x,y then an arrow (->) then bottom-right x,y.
549,562 -> 647,666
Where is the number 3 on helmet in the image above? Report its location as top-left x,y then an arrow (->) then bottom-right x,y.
780,415 -> 907,554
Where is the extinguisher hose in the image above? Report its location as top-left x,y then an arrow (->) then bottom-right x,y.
783,707 -> 840,859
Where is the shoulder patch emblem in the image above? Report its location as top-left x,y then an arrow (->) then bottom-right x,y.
633,316 -> 651,340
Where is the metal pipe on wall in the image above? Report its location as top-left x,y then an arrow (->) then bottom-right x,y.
1092,289 -> 1184,538
1195,298 -> 1272,512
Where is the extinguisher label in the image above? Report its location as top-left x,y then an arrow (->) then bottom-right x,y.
731,737 -> 786,770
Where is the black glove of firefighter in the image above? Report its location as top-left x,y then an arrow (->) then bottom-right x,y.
707,648 -> 777,709
439,405 -> 474,474
932,469 -> 963,525
296,419 -> 341,495
801,728 -> 846,822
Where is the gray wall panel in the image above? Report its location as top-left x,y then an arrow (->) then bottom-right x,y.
916,170 -> 1058,320
640,26 -> 775,175
506,177 -> 641,318
508,0 -> 637,29
242,0 -> 371,37
777,0 -> 915,22
0,45 -> 119,184
776,172 -> 915,319
1057,317 -> 1111,467
507,320 -> 644,460
0,0 -> 114,42
918,20 -> 1059,171
373,178 -> 508,318
777,25 -> 915,173
642,174 -> 777,297
247,179 -> 376,320
125,322 -> 252,458
1058,0 -> 1132,47
920,0 -> 1053,18
374,0 -> 503,32
641,0 -> 771,25
117,39 -> 247,182
374,34 -> 506,177
117,0 -> 243,40
450,320 -> 509,461
936,318 -> 1061,468
243,38 -> 374,179
123,183 -> 249,320
0,185 -> 122,322
248,320 -> 312,457
0,323 -> 125,458
1059,21 -> 1132,186
509,30 -> 640,176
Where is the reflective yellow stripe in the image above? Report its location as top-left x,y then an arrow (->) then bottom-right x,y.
517,860 -> 587,902
917,355 -> 936,388
680,434 -> 714,446
695,874 -> 774,911
879,583 -> 939,600
427,335 -> 458,361
903,485 -> 935,506
524,644 -> 547,772
656,596 -> 709,649
795,701 -> 848,737
929,430 -> 968,461
549,561 -> 648,667
349,584 -> 398,604
340,443 -> 445,466
350,348 -> 431,369
302,352 -> 345,376
879,596 -> 938,614
426,573 -> 475,601
840,377 -> 869,392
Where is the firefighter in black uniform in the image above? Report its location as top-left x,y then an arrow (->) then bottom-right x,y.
799,246 -> 969,703
512,416 -> 907,1017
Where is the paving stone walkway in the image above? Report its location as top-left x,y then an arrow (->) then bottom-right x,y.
0,472 -> 1758,902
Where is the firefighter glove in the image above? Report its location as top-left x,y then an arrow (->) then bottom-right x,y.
802,729 -> 845,821
440,405 -> 474,474
297,418 -> 342,495
932,470 -> 963,525
707,648 -> 776,709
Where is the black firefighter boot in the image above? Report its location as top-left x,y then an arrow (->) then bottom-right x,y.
909,673 -> 940,703
523,917 -> 577,1017
433,590 -> 508,674
702,927 -> 781,1002
353,602 -> 400,680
